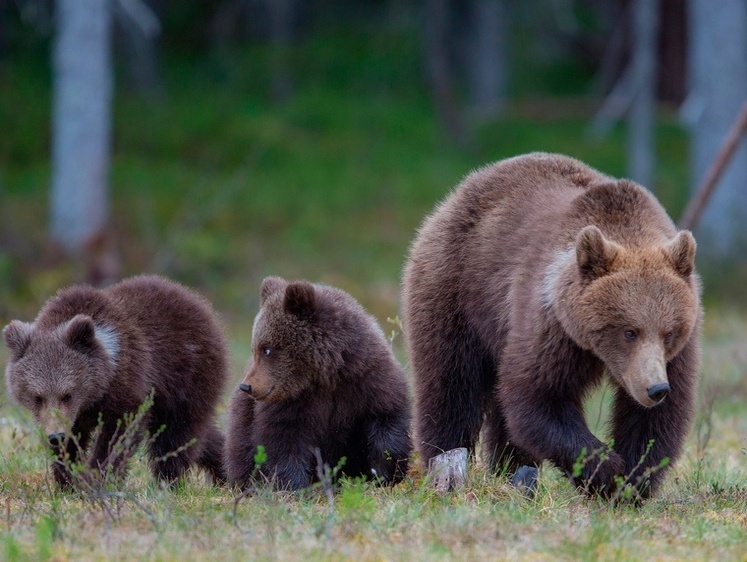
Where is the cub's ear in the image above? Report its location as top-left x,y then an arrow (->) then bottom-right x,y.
65,314 -> 97,354
284,281 -> 316,322
665,230 -> 696,277
3,320 -> 34,360
260,276 -> 287,305
576,225 -> 622,279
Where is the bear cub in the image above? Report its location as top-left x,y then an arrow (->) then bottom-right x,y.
226,276 -> 411,490
403,152 -> 701,498
4,275 -> 229,487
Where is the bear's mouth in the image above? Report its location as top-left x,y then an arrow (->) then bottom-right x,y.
251,385 -> 275,401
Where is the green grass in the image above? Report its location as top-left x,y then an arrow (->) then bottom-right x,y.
1,310 -> 746,561
1,28 -> 745,562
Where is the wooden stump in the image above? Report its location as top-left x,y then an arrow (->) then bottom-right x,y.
427,447 -> 468,492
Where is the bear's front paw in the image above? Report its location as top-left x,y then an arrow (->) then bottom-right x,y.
572,450 -> 625,498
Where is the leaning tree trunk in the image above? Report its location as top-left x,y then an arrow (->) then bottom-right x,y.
425,0 -> 466,145
467,0 -> 508,122
627,0 -> 659,188
50,0 -> 117,284
687,0 -> 747,262
267,0 -> 295,103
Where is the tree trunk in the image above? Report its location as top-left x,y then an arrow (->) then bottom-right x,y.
50,0 -> 117,283
425,0 -> 466,145
687,0 -> 747,261
467,0 -> 508,121
627,0 -> 659,187
114,0 -> 163,98
266,0 -> 295,103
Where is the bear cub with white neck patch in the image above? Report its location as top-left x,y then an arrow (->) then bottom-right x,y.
3,275 -> 228,487
403,152 -> 701,499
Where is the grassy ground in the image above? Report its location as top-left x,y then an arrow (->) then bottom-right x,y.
1,308 -> 746,561
1,29 -> 745,562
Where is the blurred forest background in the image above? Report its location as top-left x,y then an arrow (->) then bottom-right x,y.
1,0 -> 746,332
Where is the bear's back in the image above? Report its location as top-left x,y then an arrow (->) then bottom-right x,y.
108,275 -> 223,343
312,283 -> 397,377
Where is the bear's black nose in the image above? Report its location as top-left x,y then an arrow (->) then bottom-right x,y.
48,432 -> 66,445
239,383 -> 252,394
647,383 -> 670,403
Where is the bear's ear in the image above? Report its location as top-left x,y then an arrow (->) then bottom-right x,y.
64,314 -> 97,354
3,320 -> 33,360
260,276 -> 287,305
284,281 -> 316,322
665,230 -> 696,277
575,225 -> 621,279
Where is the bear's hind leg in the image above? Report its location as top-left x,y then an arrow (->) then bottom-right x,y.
148,409 -> 200,484
410,323 -> 495,465
365,412 -> 412,484
196,423 -> 226,485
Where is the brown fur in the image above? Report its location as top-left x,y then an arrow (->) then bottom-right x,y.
3,275 -> 228,487
403,153 -> 701,497
225,277 -> 411,490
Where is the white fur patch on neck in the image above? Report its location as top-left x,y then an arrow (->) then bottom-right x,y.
541,247 -> 575,310
95,325 -> 120,364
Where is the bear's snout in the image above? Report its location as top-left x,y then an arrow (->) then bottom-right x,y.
239,383 -> 252,394
48,432 -> 66,445
647,382 -> 670,404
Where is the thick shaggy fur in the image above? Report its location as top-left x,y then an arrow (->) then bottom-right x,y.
226,277 -> 411,490
403,153 -> 701,497
4,275 -> 228,486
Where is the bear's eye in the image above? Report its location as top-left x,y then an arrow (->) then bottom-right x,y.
61,394 -> 72,404
623,329 -> 638,342
261,346 -> 272,357
33,395 -> 43,406
663,331 -> 674,345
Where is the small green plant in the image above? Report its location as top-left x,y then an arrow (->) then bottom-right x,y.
48,392 -> 169,526
386,316 -> 403,347
253,444 -> 267,470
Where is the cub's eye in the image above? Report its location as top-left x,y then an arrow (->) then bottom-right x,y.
663,331 -> 674,344
61,394 -> 72,404
34,396 -> 43,406
623,329 -> 638,342
261,347 -> 272,357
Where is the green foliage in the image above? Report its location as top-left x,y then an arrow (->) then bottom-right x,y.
253,444 -> 267,469
0,27 -> 698,323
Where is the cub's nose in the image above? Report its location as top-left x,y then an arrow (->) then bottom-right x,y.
239,383 -> 252,395
48,432 -> 66,445
647,383 -> 670,403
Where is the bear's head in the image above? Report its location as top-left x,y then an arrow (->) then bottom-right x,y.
239,277 -> 343,402
555,225 -> 699,408
3,315 -> 119,443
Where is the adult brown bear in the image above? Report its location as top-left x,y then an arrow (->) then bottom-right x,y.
403,153 -> 701,497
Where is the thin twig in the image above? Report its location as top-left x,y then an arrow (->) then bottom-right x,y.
679,100 -> 747,231
314,447 -> 336,541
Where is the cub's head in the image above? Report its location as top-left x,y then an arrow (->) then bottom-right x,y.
239,277 -> 343,402
3,315 -> 119,443
555,226 -> 699,408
